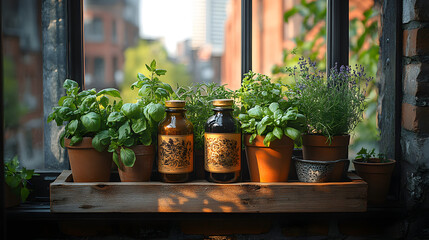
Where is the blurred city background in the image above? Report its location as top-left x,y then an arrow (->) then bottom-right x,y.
2,0 -> 380,169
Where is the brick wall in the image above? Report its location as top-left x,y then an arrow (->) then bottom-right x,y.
401,0 -> 429,210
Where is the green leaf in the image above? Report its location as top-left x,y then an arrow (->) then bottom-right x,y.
97,88 -> 121,98
284,7 -> 298,22
112,151 -> 120,169
99,95 -> 109,108
238,113 -> 249,121
146,103 -> 165,122
155,69 -> 167,76
67,120 -> 79,135
284,127 -> 300,141
121,103 -> 142,119
269,102 -> 280,113
150,59 -> 157,70
248,105 -> 263,119
257,121 -> 267,136
273,127 -> 283,140
108,112 -> 126,124
70,135 -> 83,146
131,118 -> 147,133
63,79 -> 78,90
81,112 -> 101,132
263,132 -> 276,147
139,131 -> 152,146
249,133 -> 257,144
59,130 -> 66,148
120,148 -> 136,167
161,82 -> 173,93
118,122 -> 131,142
92,130 -> 110,152
21,187 -> 30,202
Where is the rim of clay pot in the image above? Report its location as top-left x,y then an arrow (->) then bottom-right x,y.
293,157 -> 349,165
64,137 -> 94,149
130,144 -> 155,155
244,134 -> 293,148
302,134 -> 350,147
352,158 -> 396,166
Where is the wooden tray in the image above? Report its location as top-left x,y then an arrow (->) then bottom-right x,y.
50,170 -> 367,213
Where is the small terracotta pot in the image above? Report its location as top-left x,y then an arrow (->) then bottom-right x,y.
4,183 -> 20,208
302,134 -> 350,181
118,145 -> 155,182
353,158 -> 396,204
244,134 -> 294,182
65,137 -> 112,182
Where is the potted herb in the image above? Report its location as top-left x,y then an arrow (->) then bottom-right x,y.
106,59 -> 171,181
289,57 -> 370,180
352,147 -> 396,204
4,156 -> 38,207
47,79 -> 122,182
236,71 -> 306,182
172,82 -> 235,179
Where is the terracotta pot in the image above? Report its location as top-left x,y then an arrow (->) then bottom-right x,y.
244,134 -> 294,182
353,158 -> 396,204
4,183 -> 20,208
118,145 -> 155,182
65,137 -> 112,182
302,134 -> 350,181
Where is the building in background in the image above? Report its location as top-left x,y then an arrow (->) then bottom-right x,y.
84,0 -> 140,90
177,0 -> 229,84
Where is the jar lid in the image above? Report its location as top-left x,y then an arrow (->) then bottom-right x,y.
212,99 -> 234,107
165,100 -> 186,108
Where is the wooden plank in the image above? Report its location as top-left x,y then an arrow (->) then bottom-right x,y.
50,171 -> 367,213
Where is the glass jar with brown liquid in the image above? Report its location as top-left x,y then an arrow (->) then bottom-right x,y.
204,99 -> 241,183
158,100 -> 194,183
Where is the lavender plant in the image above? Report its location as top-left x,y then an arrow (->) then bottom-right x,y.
288,57 -> 371,139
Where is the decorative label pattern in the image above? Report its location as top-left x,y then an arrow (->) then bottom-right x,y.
204,133 -> 241,173
158,134 -> 193,174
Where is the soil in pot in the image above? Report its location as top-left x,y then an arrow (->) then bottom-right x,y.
302,134 -> 350,181
118,145 -> 155,182
353,159 -> 396,204
244,134 -> 294,182
65,137 -> 112,182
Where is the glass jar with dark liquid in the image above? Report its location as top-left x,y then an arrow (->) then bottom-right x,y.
204,99 -> 241,183
158,100 -> 194,183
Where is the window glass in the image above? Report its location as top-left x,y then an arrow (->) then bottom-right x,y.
2,0 -> 44,169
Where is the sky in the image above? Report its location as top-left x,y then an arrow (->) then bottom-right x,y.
139,0 -> 193,56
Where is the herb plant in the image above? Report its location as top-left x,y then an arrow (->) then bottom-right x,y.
236,71 -> 306,147
101,59 -> 171,168
288,57 -> 370,139
172,82 -> 235,150
4,156 -> 39,202
47,79 -> 122,148
355,147 -> 389,163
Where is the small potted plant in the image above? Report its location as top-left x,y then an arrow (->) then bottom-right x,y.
288,57 -> 370,181
353,147 -> 396,204
47,79 -> 122,182
4,156 -> 38,207
236,71 -> 306,182
172,82 -> 235,179
99,60 -> 171,182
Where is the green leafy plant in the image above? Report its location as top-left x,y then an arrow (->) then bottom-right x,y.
4,156 -> 39,202
102,59 -> 170,168
236,71 -> 306,147
355,147 -> 389,163
288,57 -> 370,139
172,82 -> 235,150
47,79 -> 123,148
131,59 -> 173,105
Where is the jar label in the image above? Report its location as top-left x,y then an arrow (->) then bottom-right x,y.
158,134 -> 193,174
204,133 -> 241,173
